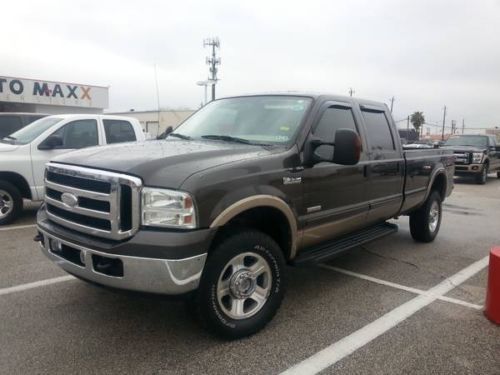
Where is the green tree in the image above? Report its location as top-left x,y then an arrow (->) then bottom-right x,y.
410,111 -> 425,136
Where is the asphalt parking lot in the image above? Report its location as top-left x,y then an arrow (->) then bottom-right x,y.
0,177 -> 499,374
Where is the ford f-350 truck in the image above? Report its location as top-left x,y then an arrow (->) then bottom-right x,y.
35,93 -> 454,338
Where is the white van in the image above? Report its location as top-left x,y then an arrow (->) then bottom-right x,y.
0,114 -> 145,224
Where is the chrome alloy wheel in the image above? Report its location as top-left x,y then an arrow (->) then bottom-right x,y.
216,252 -> 272,320
428,200 -> 440,233
0,189 -> 14,219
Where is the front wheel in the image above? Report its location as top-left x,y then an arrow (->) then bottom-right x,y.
476,164 -> 488,184
0,181 -> 23,225
409,191 -> 442,243
193,229 -> 286,339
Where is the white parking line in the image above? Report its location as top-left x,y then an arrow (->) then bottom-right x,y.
281,256 -> 489,375
0,224 -> 37,232
320,264 -> 483,310
0,275 -> 74,296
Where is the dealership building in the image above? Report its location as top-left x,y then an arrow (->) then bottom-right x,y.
0,75 -> 108,114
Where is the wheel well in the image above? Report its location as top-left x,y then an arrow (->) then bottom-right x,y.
0,172 -> 32,199
211,206 -> 293,260
431,173 -> 446,200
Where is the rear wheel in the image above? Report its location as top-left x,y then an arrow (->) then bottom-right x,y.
192,229 -> 286,339
497,171 -> 500,179
409,191 -> 442,243
476,164 -> 488,184
0,181 -> 22,225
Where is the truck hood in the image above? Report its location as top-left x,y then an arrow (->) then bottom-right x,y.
52,139 -> 275,188
0,142 -> 20,152
440,146 -> 486,153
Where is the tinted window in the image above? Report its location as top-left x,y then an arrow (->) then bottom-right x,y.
362,110 -> 395,151
51,119 -> 98,149
0,116 -> 23,138
313,106 -> 358,159
103,120 -> 136,144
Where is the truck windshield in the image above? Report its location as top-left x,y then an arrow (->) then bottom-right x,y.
173,96 -> 312,145
2,117 -> 63,145
444,135 -> 488,148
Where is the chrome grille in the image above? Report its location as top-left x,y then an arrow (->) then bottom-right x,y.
44,162 -> 142,240
454,152 -> 471,165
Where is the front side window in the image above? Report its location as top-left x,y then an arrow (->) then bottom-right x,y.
51,119 -> 98,149
174,96 -> 312,145
362,110 -> 395,151
313,106 -> 358,160
103,120 -> 136,144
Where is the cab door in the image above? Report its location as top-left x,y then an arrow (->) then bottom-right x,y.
301,101 -> 370,248
357,105 -> 404,223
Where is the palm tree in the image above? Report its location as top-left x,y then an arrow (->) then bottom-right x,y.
410,111 -> 425,136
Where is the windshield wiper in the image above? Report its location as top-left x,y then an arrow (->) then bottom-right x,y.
201,134 -> 268,146
3,135 -> 16,140
168,133 -> 192,140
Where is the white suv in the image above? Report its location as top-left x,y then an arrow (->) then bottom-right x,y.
0,114 -> 145,224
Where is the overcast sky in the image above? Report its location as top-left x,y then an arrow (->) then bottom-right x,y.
3,0 -> 500,132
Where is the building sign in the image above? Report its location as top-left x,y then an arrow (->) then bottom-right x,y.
0,76 -> 108,109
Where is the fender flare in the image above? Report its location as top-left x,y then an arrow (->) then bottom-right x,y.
424,167 -> 447,201
209,195 -> 299,259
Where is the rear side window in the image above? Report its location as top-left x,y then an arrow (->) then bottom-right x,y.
313,106 -> 358,160
361,110 -> 395,151
0,116 -> 23,138
103,120 -> 136,144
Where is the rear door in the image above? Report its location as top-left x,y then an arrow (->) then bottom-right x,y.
301,101 -> 370,248
358,105 -> 404,223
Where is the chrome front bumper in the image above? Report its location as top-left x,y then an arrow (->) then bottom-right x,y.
37,227 -> 207,295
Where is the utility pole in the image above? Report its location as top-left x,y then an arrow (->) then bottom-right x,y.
441,105 -> 447,141
451,120 -> 456,135
204,37 -> 221,101
390,96 -> 395,113
462,118 -> 465,134
348,87 -> 355,97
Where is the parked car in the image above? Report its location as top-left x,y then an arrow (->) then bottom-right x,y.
0,114 -> 145,224
0,112 -> 47,139
442,134 -> 500,184
35,93 -> 454,339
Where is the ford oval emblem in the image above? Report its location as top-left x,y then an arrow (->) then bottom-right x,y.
61,192 -> 79,208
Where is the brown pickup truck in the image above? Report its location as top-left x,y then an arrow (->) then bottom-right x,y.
35,93 -> 454,338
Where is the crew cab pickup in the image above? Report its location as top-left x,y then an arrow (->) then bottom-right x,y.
35,93 -> 454,338
0,114 -> 145,224
442,134 -> 500,184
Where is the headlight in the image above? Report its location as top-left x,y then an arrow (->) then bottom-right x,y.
141,187 -> 197,229
472,152 -> 483,163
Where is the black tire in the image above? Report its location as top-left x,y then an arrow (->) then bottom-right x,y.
0,181 -> 23,225
192,229 -> 286,339
475,164 -> 488,184
409,191 -> 442,243
497,171 -> 500,179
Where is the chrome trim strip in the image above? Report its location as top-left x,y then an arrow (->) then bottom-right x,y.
45,196 -> 111,220
45,180 -> 111,201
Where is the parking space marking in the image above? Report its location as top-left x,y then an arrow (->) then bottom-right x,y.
0,224 -> 37,232
282,256 -> 489,375
320,265 -> 483,310
0,275 -> 74,297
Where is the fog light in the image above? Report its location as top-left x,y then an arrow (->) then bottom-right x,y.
472,166 -> 478,170
50,239 -> 62,253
